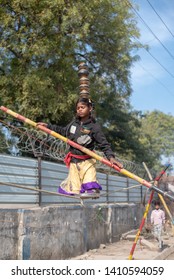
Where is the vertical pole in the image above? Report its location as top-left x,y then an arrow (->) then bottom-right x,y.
128,190 -> 154,260
38,156 -> 42,206
140,185 -> 143,203
106,173 -> 109,204
127,178 -> 129,203
128,164 -> 170,260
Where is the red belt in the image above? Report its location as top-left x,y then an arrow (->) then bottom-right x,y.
64,152 -> 91,168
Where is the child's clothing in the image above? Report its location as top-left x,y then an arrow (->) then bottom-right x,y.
48,117 -> 115,195
150,208 -> 165,249
60,158 -> 100,195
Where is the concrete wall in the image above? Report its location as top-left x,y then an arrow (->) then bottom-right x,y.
0,203 -> 143,260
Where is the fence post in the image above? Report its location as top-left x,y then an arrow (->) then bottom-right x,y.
38,156 -> 42,206
140,185 -> 143,203
127,178 -> 129,203
106,173 -> 109,203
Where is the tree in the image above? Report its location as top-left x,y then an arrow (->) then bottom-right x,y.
1,0 -> 151,165
0,0 -> 140,121
138,111 -> 174,172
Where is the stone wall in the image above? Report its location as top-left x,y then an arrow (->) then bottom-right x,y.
0,203 -> 143,260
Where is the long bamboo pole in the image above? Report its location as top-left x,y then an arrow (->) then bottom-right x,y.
128,164 -> 170,260
1,105 -> 174,202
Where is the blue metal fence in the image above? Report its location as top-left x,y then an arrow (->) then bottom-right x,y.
0,154 -> 146,204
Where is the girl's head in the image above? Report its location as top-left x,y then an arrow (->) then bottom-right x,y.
76,97 -> 93,121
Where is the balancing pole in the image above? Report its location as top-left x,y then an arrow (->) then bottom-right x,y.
128,164 -> 170,260
1,105 -> 174,202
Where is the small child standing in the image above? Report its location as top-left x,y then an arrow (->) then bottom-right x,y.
150,201 -> 165,251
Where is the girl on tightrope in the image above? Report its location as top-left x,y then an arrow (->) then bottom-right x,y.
38,97 -> 123,197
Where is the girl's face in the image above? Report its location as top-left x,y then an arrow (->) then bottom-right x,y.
76,102 -> 92,120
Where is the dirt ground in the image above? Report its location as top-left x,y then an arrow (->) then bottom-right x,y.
71,226 -> 174,260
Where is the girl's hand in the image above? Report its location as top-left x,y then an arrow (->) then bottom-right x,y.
110,157 -> 123,169
36,122 -> 47,127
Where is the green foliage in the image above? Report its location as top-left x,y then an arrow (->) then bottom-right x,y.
0,0 -> 140,122
138,111 -> 174,171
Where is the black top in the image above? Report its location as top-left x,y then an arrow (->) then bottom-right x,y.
48,117 -> 115,162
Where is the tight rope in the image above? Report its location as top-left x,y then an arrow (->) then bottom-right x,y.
0,179 -> 143,200
0,181 -> 81,200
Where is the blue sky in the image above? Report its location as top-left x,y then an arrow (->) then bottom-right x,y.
130,0 -> 174,116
